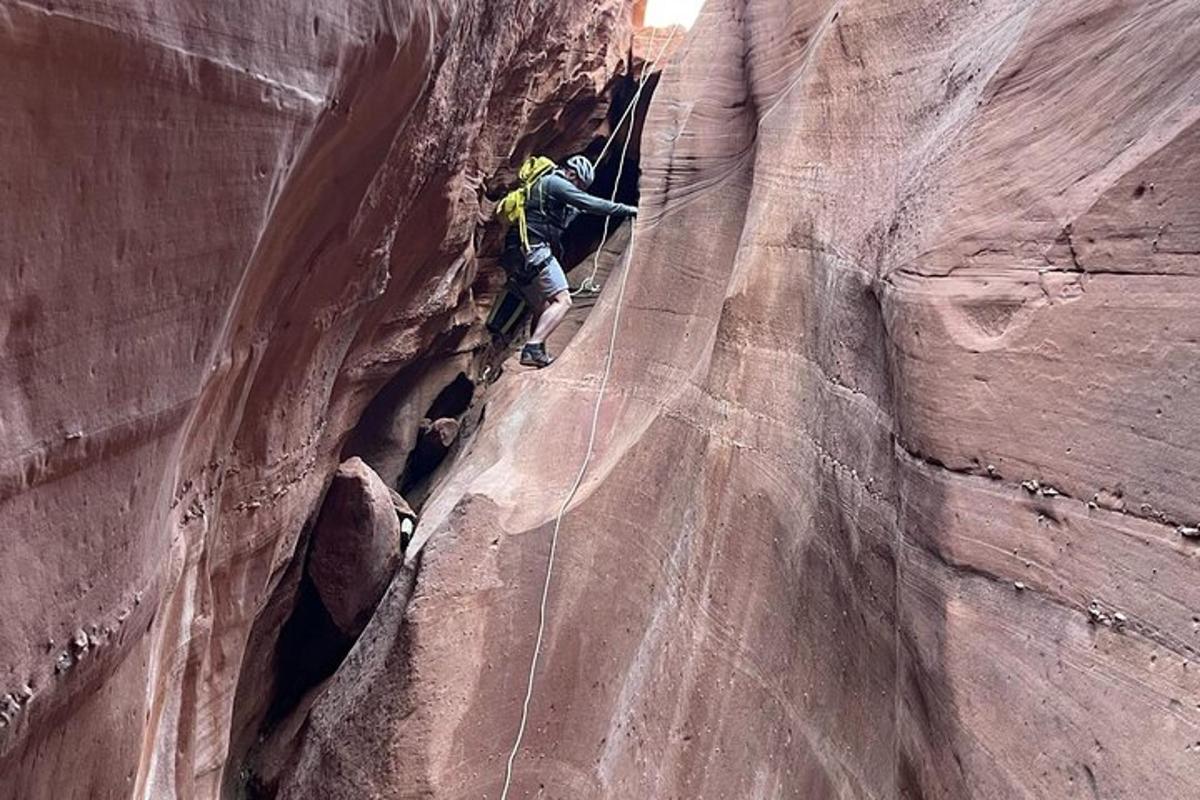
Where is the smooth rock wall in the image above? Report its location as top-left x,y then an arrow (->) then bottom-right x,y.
293,0 -> 1200,797
0,1 -> 630,796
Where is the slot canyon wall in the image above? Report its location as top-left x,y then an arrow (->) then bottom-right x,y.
281,0 -> 1200,798
1,1 -> 1198,800
0,0 -> 633,797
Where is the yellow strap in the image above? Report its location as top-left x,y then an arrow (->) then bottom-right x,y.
517,205 -> 530,252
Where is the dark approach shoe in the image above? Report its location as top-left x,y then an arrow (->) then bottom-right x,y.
520,343 -> 555,368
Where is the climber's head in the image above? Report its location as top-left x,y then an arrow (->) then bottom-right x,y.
564,154 -> 595,189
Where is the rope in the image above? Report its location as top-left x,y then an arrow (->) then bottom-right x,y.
498,228 -> 638,800
498,24 -> 678,800
575,25 -> 680,296
595,25 -> 679,166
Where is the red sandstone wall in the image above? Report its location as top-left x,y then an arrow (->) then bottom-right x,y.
4,0 -> 1199,798
283,0 -> 1200,797
0,2 -> 631,797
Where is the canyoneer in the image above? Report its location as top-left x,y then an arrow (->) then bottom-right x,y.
498,154 -> 637,368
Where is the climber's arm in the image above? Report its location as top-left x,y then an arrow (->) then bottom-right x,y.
542,174 -> 637,217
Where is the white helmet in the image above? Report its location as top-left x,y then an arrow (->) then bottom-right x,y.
566,154 -> 595,188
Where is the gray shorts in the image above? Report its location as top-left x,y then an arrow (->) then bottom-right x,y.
519,249 -> 569,306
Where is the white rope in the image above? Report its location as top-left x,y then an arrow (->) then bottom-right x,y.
498,228 -> 638,799
498,26 -> 675,800
571,109 -> 638,296
576,25 -> 680,296
595,25 -> 679,165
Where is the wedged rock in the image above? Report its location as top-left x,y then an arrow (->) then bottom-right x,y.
406,416 -> 462,483
420,416 -> 461,450
307,458 -> 403,636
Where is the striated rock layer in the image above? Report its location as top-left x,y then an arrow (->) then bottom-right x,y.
0,1 -> 631,797
294,0 -> 1200,798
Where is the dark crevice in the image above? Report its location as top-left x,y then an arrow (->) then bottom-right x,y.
254,487 -> 360,736
422,371 -> 474,421
398,373 -> 476,504
264,570 -> 352,729
232,51 -> 667,800
339,324 -> 472,470
562,69 -> 660,269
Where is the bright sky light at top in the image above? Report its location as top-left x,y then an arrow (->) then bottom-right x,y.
644,0 -> 705,28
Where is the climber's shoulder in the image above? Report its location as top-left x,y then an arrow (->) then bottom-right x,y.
539,172 -> 576,195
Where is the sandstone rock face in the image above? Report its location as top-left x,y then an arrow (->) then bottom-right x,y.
290,0 -> 1200,798
307,458 -> 402,636
6,0 -> 1200,797
0,1 -> 630,797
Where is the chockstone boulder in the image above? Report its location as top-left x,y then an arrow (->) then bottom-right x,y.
306,457 -> 405,637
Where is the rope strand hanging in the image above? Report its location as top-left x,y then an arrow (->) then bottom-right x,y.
497,24 -> 677,800
575,25 -> 679,296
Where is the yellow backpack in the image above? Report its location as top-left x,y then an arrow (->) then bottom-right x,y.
496,155 -> 557,252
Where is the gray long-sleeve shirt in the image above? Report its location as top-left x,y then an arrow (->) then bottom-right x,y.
518,172 -> 637,250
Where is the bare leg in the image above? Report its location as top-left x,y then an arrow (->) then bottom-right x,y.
527,290 -> 572,345
527,302 -> 543,341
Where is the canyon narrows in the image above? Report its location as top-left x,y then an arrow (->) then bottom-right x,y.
1,0 -> 632,796
3,1 -> 1200,799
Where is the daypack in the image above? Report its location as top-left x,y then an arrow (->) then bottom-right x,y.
496,155 -> 557,253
